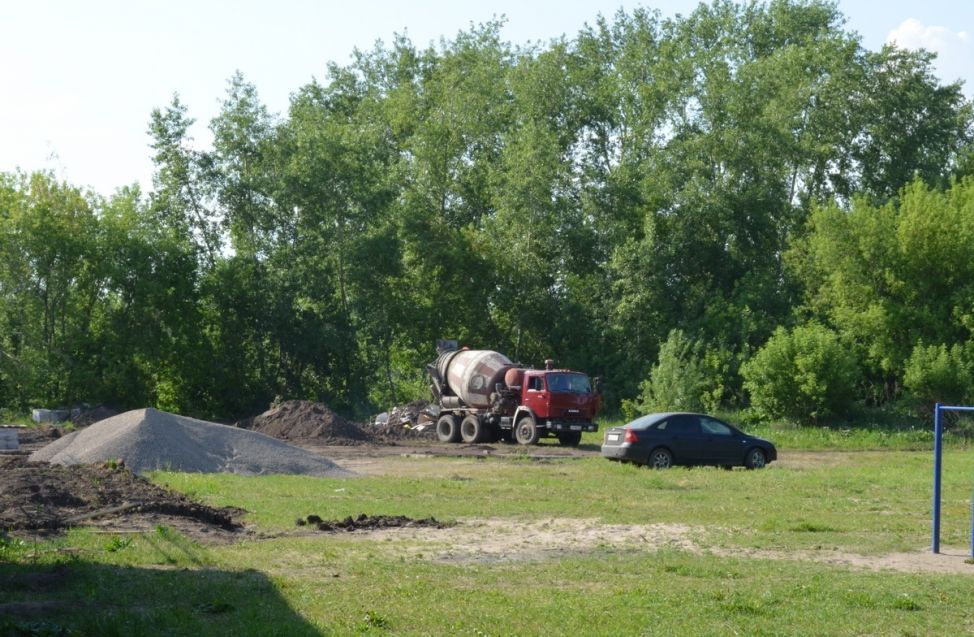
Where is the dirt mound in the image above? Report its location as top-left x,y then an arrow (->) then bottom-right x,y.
240,400 -> 372,445
14,425 -> 61,451
0,456 -> 243,539
71,404 -> 120,428
30,408 -> 354,477
369,400 -> 437,441
296,513 -> 450,532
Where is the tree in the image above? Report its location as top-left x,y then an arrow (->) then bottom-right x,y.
790,178 -> 974,403
148,95 -> 222,267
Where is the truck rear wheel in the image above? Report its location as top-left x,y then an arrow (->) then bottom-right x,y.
514,415 -> 540,445
460,415 -> 487,443
436,415 -> 461,443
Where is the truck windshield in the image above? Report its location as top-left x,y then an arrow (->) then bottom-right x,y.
546,373 -> 592,394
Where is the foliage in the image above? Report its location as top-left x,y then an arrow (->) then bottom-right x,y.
903,343 -> 973,408
742,323 -> 860,423
0,1 -> 972,420
623,330 -> 724,417
791,178 -> 974,407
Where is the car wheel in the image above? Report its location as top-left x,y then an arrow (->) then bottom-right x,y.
745,448 -> 767,469
460,415 -> 485,443
514,415 -> 540,445
436,415 -> 461,443
648,448 -> 672,469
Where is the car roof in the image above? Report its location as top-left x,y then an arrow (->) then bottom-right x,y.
632,411 -> 700,421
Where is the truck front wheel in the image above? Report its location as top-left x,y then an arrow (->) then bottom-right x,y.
436,415 -> 461,443
514,415 -> 540,445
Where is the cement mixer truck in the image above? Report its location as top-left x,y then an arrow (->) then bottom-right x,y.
427,341 -> 600,446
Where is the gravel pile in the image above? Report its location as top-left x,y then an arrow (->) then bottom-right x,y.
238,400 -> 372,445
29,408 -> 354,477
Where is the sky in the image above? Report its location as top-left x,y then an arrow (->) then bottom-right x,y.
1,0 -> 972,197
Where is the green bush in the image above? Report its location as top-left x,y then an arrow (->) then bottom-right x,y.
741,323 -> 859,424
623,330 -> 723,417
903,342 -> 973,408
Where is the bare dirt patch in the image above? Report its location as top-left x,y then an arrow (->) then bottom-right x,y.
717,545 -> 974,575
345,517 -> 697,564
0,456 -> 245,542
328,516 -> 974,575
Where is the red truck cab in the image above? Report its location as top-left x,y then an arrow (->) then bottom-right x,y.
514,369 -> 600,445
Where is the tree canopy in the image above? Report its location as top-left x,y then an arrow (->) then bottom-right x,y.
1,0 -> 971,423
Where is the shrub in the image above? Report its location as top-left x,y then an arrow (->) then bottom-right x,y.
741,323 -> 859,424
623,330 -> 722,417
903,342 -> 972,408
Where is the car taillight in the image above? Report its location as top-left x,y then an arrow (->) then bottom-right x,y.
624,428 -> 638,443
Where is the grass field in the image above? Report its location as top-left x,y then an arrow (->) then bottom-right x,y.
4,442 -> 974,636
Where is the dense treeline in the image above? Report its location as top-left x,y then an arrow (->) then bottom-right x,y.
1,0 -> 972,422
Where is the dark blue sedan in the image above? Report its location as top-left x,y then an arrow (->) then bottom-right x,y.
601,412 -> 776,469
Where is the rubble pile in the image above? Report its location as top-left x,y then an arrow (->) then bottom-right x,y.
369,400 -> 437,440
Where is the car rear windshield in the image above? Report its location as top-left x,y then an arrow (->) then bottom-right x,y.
546,373 -> 592,393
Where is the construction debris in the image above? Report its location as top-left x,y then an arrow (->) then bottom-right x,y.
367,400 -> 437,441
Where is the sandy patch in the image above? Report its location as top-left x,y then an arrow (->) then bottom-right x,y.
358,517 -> 696,563
342,516 -> 974,574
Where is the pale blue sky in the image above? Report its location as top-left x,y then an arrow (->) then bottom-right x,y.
1,1 -> 971,196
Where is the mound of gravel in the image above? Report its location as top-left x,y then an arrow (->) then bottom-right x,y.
238,400 -> 372,445
29,408 -> 354,477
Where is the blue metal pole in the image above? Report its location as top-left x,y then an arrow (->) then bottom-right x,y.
933,402 -> 943,554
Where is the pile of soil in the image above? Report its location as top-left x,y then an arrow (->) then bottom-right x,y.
369,400 -> 437,441
238,400 -> 372,445
30,408 -> 354,477
296,513 -> 450,532
9,425 -> 61,451
0,456 -> 243,539
71,404 -> 119,428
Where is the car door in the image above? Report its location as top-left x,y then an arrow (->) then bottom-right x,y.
697,416 -> 741,464
657,414 -> 705,463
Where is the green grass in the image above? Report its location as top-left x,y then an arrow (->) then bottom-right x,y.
155,450 -> 973,553
5,450 -> 974,635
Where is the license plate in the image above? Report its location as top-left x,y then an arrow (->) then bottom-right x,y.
570,425 -> 581,431
607,433 -> 620,442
